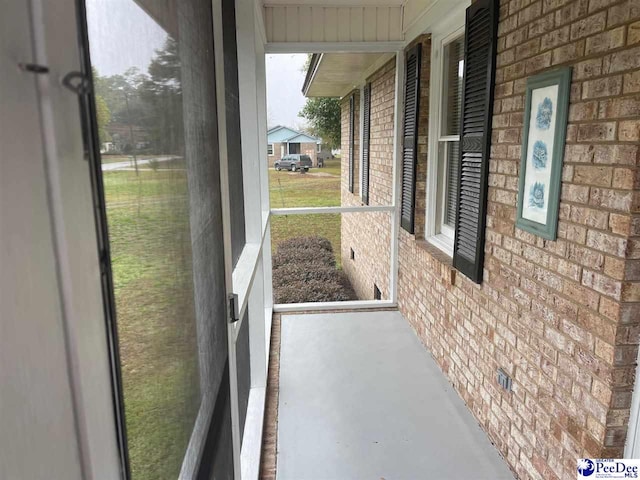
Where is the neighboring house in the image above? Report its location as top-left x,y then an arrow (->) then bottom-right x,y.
317,144 -> 334,164
304,1 -> 640,478
100,141 -> 116,154
267,125 -> 323,167
104,123 -> 152,153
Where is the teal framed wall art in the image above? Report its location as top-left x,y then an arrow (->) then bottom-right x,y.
516,67 -> 572,240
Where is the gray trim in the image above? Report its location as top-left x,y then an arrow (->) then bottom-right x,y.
301,53 -> 322,96
516,66 -> 572,241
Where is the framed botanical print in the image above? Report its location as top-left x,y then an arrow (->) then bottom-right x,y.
516,67 -> 572,240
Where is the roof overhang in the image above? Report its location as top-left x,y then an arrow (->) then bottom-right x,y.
302,52 -> 394,98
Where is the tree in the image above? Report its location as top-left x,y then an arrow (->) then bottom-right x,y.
92,38 -> 183,155
299,97 -> 341,149
95,94 -> 111,144
138,38 -> 183,154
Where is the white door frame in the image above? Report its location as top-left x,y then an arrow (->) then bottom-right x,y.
1,1 -> 121,478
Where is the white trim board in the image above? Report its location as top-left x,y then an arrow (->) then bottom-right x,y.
265,41 -> 404,53
403,0 -> 470,45
271,205 -> 395,215
240,387 -> 266,480
390,51 -> 405,305
274,300 -> 397,312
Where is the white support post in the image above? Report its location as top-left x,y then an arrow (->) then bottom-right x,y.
210,1 -> 242,477
237,0 -> 263,245
236,0 -> 267,389
271,205 -> 395,215
390,50 -> 405,305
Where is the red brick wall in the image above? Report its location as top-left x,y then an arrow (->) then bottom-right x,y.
269,142 -> 284,165
340,61 -> 396,300
342,2 -> 640,479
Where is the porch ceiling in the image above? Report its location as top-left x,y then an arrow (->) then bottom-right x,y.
262,0 -> 404,4
303,52 -> 391,98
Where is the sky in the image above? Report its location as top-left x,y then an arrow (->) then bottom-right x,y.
85,0 -> 309,130
86,0 -> 167,77
266,54 -> 310,130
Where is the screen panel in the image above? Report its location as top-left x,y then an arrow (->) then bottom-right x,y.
85,0 -> 232,477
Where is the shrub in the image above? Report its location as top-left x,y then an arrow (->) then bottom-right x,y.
277,235 -> 333,253
273,264 -> 341,289
272,248 -> 335,270
272,235 -> 356,304
274,278 -> 355,304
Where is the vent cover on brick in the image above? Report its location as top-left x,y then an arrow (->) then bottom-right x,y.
349,93 -> 355,193
362,82 -> 371,205
400,43 -> 422,234
452,0 -> 498,284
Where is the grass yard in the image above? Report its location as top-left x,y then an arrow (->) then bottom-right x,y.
98,156 -> 344,478
103,169 -> 200,480
269,158 -> 343,266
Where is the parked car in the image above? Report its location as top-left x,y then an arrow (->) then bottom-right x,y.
274,154 -> 312,172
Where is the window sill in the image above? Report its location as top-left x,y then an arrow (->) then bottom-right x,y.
415,238 -> 452,265
427,233 -> 453,258
413,238 -> 457,287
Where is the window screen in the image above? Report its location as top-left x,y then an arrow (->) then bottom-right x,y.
442,37 -> 465,136
438,36 -> 465,232
86,0 -> 231,477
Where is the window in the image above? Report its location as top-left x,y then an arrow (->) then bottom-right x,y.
427,29 -> 465,255
289,142 -> 300,154
317,143 -> 321,153
268,143 -> 274,155
85,0 -> 230,476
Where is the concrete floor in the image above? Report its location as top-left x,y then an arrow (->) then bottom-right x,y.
276,311 -> 514,480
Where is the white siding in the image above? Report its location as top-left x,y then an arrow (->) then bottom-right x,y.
264,5 -> 403,43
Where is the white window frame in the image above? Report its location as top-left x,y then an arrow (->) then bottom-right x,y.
426,19 -> 466,257
267,143 -> 274,155
317,142 -> 321,153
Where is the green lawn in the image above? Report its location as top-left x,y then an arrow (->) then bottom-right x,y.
103,170 -> 200,480
99,156 -> 343,479
269,158 -> 343,265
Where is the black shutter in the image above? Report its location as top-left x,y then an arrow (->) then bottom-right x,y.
362,83 -> 371,205
453,0 -> 498,284
349,94 -> 355,193
401,44 -> 422,233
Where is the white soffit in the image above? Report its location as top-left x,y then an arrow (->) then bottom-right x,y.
263,0 -> 404,5
305,52 -> 390,97
262,4 -> 403,43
